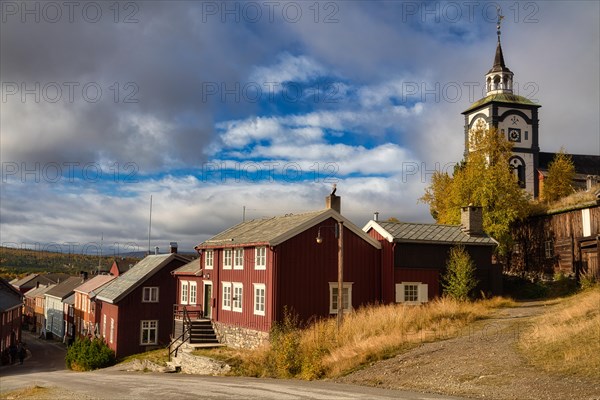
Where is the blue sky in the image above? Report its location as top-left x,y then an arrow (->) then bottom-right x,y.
1,1 -> 599,255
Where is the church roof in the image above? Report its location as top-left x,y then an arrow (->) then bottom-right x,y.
462,93 -> 540,114
539,152 -> 600,175
488,39 -> 512,74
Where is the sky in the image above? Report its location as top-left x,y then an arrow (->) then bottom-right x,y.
1,1 -> 599,256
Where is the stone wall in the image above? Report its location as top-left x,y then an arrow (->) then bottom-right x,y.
213,322 -> 269,349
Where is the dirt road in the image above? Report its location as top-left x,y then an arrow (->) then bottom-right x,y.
338,300 -> 600,400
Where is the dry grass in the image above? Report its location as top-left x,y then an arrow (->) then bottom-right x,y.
119,348 -> 169,366
519,287 -> 600,378
1,386 -> 52,400
216,297 -> 514,379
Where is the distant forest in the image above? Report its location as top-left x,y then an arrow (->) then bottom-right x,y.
0,246 -> 141,280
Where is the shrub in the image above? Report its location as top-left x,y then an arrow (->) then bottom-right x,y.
65,337 -> 116,371
267,307 -> 301,378
442,246 -> 478,301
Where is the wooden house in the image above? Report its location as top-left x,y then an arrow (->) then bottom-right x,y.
0,277 -> 23,363
63,294 -> 75,344
363,206 -> 500,303
187,194 -> 382,348
73,274 -> 116,338
31,284 -> 55,336
44,276 -> 86,341
95,252 -> 189,358
511,203 -> 599,279
10,273 -> 69,294
23,284 -> 53,332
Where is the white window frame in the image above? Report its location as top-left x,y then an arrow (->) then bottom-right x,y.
234,248 -> 244,270
102,314 -> 106,338
205,250 -> 214,270
255,247 -> 266,270
142,287 -> 159,303
180,281 -> 189,305
396,282 -> 428,304
328,282 -> 353,314
253,283 -> 266,316
110,318 -> 114,344
222,282 -> 231,311
140,320 -> 158,345
232,283 -> 243,312
223,249 -> 232,270
190,282 -> 197,305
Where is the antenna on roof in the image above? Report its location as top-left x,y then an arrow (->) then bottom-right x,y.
243,205 -> 246,222
148,195 -> 152,256
99,232 -> 103,269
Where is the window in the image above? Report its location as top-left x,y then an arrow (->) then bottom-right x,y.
255,247 -> 266,270
190,282 -> 197,305
253,284 -> 266,316
232,283 -> 243,312
223,249 -> 232,269
222,282 -> 231,310
545,240 -> 554,259
110,318 -> 114,344
234,248 -> 244,269
142,287 -> 159,303
102,315 -> 106,338
180,281 -> 189,305
396,283 -> 428,304
140,320 -> 158,345
329,282 -> 353,314
205,250 -> 214,270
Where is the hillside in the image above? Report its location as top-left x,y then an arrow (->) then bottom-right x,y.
0,246 -> 141,280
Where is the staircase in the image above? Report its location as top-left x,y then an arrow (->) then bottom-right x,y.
189,319 -> 219,345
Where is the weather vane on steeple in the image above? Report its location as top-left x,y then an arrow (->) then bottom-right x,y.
496,6 -> 504,40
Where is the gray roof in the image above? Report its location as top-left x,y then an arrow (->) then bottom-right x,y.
0,278 -> 23,312
24,284 -> 55,299
173,258 -> 201,275
198,209 -> 381,249
95,253 -> 189,303
64,293 -> 75,305
368,221 -> 497,246
45,276 -> 86,300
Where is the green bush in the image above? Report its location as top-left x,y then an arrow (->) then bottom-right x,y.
442,246 -> 479,301
267,307 -> 301,378
65,337 -> 116,371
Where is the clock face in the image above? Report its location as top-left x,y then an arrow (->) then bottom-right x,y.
508,128 -> 521,142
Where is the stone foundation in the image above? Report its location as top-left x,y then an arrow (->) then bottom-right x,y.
213,322 -> 269,349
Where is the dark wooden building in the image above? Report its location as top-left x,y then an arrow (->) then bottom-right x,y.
189,194 -> 381,348
95,252 -> 189,358
510,203 -> 599,279
364,206 -> 501,303
0,277 -> 23,364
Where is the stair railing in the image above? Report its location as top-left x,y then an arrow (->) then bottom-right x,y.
168,305 -> 192,361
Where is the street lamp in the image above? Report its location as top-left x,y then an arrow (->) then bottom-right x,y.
316,220 -> 344,329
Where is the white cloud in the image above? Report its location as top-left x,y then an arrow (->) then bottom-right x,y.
249,53 -> 328,85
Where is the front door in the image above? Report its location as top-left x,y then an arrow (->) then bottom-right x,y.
203,282 -> 212,319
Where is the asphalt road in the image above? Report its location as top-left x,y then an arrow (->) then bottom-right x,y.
0,331 -> 465,399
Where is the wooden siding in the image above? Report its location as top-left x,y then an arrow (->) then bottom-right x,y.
276,218 -> 381,324
395,268 -> 440,299
367,228 -> 395,303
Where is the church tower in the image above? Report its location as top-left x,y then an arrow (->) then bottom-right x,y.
462,11 -> 541,198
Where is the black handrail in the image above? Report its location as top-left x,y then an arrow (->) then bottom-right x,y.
168,306 -> 192,361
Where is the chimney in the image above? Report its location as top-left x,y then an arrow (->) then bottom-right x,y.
154,246 -> 159,255
461,205 -> 484,236
169,242 -> 178,254
326,194 -> 341,214
373,211 -> 379,222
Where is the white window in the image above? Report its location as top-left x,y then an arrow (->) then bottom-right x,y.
544,240 -> 554,259
180,281 -> 189,305
329,282 -> 353,314
234,248 -> 244,270
110,318 -> 114,344
142,287 -> 159,303
232,283 -> 243,312
396,283 -> 428,304
222,282 -> 231,310
102,315 -> 106,338
253,284 -> 266,316
223,249 -> 232,270
205,250 -> 214,270
255,247 -> 266,270
190,282 -> 197,305
140,320 -> 158,345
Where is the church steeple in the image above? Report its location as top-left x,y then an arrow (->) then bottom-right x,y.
485,9 -> 513,95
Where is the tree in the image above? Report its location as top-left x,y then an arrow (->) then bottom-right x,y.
442,246 -> 479,301
419,122 -> 530,254
542,149 -> 575,203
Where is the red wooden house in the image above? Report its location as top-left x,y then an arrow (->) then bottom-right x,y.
363,206 -> 501,304
73,274 -> 116,339
180,194 -> 382,348
0,277 -> 23,364
94,252 -> 189,358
